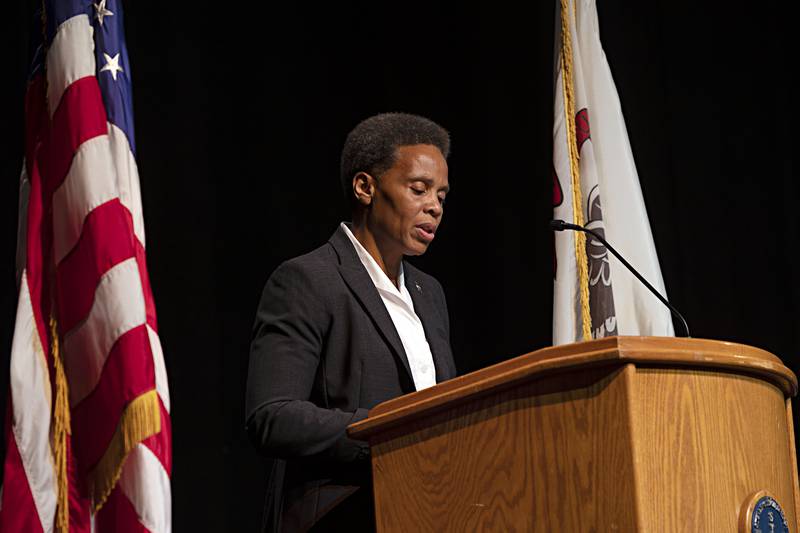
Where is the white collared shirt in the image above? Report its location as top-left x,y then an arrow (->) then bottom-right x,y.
341,223 -> 437,391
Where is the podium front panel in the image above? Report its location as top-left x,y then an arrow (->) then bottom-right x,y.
370,365 -> 641,532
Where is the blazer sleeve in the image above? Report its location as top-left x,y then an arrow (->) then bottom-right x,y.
245,260 -> 369,463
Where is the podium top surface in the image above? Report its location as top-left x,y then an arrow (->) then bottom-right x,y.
348,336 -> 797,440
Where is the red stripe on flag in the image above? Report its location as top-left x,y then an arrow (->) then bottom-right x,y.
39,76 -> 107,195
94,486 -> 150,533
142,397 -> 172,476
66,435 -> 92,533
56,199 -> 137,334
0,402 -> 45,533
70,325 -> 155,474
23,166 -> 52,368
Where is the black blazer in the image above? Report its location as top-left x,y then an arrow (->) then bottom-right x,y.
245,225 -> 456,532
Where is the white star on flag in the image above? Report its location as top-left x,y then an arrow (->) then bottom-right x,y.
100,52 -> 123,81
94,0 -> 114,25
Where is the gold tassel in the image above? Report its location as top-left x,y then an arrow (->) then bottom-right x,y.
89,389 -> 161,513
559,0 -> 593,341
50,317 -> 70,533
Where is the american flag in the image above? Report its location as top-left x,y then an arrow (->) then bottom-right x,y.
1,1 -> 172,531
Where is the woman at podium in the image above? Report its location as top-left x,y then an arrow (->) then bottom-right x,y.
245,113 -> 457,532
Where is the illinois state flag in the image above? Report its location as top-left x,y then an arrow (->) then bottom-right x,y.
1,1 -> 171,531
552,0 -> 674,344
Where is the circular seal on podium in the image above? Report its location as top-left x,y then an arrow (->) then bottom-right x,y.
739,490 -> 790,533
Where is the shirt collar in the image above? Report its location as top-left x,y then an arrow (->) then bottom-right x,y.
340,222 -> 405,297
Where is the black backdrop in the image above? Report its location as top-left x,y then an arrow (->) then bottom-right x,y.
1,1 -> 797,531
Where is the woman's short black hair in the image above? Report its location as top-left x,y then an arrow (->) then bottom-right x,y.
340,113 -> 450,208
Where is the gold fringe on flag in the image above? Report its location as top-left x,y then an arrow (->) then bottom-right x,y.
89,389 -> 161,512
50,317 -> 70,533
559,0 -> 592,341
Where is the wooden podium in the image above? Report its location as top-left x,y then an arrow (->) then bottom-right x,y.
348,336 -> 799,532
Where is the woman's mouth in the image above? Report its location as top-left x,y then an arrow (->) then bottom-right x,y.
415,224 -> 436,242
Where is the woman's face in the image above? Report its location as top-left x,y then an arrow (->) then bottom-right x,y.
366,144 -> 449,258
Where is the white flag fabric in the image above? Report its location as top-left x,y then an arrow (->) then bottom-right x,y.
552,0 -> 674,344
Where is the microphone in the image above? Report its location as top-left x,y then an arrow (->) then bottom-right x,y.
550,219 -> 690,337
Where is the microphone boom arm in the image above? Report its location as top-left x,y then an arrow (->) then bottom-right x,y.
551,219 -> 690,338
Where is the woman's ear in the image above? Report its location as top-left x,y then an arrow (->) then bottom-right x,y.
352,172 -> 375,207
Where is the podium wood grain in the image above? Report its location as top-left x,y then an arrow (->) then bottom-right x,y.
350,337 -> 799,532
371,366 -> 638,531
631,368 -> 796,531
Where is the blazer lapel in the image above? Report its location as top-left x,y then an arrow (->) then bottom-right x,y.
404,265 -> 453,383
328,226 -> 414,386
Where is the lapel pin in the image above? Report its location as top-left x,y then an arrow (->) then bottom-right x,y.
415,282 -> 422,292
